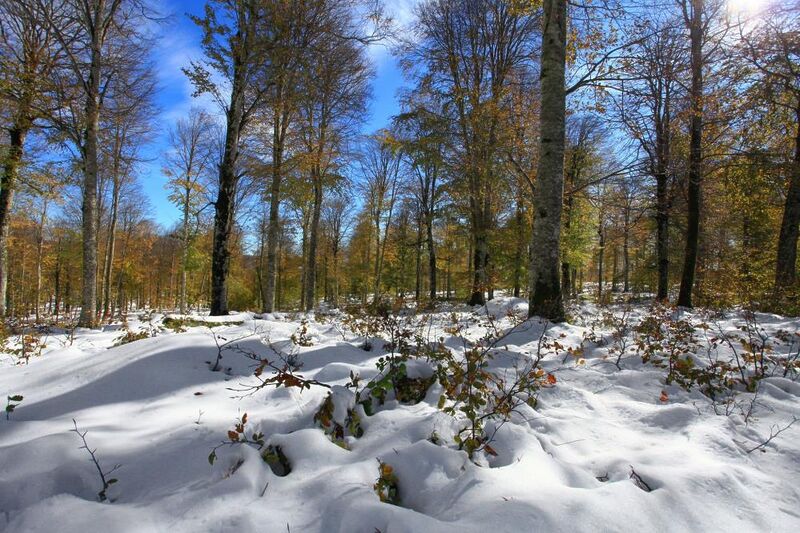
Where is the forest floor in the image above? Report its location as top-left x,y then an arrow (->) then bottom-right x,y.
0,297 -> 799,532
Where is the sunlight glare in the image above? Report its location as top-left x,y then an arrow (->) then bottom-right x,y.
728,0 -> 765,15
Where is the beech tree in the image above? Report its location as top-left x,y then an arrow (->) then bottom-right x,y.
529,0 -> 568,320
164,108 -> 215,314
739,4 -> 800,291
615,18 -> 684,301
298,33 -> 370,312
395,93 -> 446,302
30,0 -> 155,327
405,0 -> 539,306
0,0 -> 61,316
185,0 -> 272,316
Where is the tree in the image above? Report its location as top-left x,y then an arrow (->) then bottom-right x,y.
395,93 -> 446,302
164,108 -> 214,314
405,0 -> 539,306
740,4 -> 800,290
321,194 -> 353,307
0,0 -> 61,316
675,0 -> 727,307
185,0 -> 272,316
33,0 -> 155,327
298,31 -> 370,312
98,67 -> 155,320
615,18 -> 684,300
529,0 -> 567,321
360,132 -> 401,302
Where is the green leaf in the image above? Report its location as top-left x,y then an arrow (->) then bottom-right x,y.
8,395 -> 22,402
208,451 -> 217,465
107,479 -> 118,485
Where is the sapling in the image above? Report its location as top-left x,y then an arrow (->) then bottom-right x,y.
5,395 -> 23,420
745,416 -> 799,454
374,461 -> 399,505
71,419 -> 121,502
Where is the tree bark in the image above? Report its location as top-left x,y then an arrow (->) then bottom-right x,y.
79,47 -> 101,328
0,125 -> 27,316
180,186 -> 191,314
597,226 -> 605,300
528,0 -> 567,321
468,197 -> 490,306
210,65 -> 245,316
35,199 -> 48,322
774,104 -> 800,289
677,0 -> 703,308
263,98 -> 287,313
304,170 -> 323,312
102,174 -> 120,319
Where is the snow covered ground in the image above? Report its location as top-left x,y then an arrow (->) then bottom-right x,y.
1,299 -> 799,532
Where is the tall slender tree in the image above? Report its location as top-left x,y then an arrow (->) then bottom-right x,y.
0,0 -> 61,316
164,108 -> 214,314
185,0 -> 271,316
529,0 -> 567,321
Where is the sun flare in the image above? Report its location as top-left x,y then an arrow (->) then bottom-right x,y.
727,0 -> 766,15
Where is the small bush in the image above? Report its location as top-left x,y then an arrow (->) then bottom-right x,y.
112,329 -> 149,347
5,394 -> 23,420
374,461 -> 399,505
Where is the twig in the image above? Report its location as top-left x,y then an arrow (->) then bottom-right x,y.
746,416 -> 799,453
71,419 -> 121,502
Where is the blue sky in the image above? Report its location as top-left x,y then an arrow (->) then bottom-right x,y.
141,0 -> 411,227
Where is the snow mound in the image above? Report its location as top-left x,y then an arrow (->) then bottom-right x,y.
1,307 -> 799,532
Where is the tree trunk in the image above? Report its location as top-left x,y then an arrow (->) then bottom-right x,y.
598,227 -> 605,300
332,247 -> 339,307
35,199 -> 48,323
102,176 -> 120,320
415,213 -> 422,302
0,125 -> 27,316
513,200 -> 524,298
427,211 -> 437,301
210,55 -> 246,316
623,216 -> 630,293
655,152 -> 670,301
79,53 -> 101,328
611,246 -> 619,293
529,0 -> 567,321
304,171 -> 323,312
54,238 -> 62,321
180,187 -> 191,314
677,0 -> 703,308
263,126 -> 284,313
774,104 -> 800,289
468,198 -> 490,306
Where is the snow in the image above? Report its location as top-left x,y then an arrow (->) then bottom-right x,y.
1,300 -> 799,532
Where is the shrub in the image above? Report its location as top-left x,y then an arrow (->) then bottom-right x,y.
374,461 -> 399,505
112,329 -> 149,347
5,394 -> 23,420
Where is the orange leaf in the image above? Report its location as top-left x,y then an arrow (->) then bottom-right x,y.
547,374 -> 557,385
241,413 -> 248,425
659,391 -> 669,403
484,444 -> 498,457
228,430 -> 240,441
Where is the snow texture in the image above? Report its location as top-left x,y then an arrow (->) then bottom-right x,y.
1,298 -> 798,532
